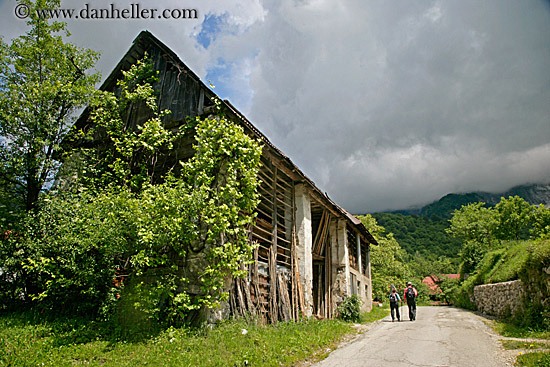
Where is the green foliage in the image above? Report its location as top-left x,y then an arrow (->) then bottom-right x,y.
493,319 -> 550,340
420,192 -> 487,218
435,276 -> 460,304
531,204 -> 550,239
494,196 -> 533,240
458,241 -> 530,287
67,54 -> 176,192
0,227 -> 28,310
458,239 -> 491,275
10,190 -> 138,315
408,253 -> 459,279
337,294 -> 362,323
1,51 -> 263,326
360,304 -> 390,323
516,352 -> 550,367
500,340 -> 549,350
448,202 -> 497,246
448,196 -> 549,276
372,212 -> 462,258
452,241 -> 533,310
452,239 -> 550,330
518,240 -> 550,330
0,0 -> 100,213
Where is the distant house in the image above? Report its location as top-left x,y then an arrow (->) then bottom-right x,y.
66,31 -> 377,323
422,274 -> 460,296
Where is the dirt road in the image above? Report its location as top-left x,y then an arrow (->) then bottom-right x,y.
312,306 -> 514,367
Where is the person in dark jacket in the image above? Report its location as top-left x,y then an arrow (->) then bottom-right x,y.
389,288 -> 401,322
403,281 -> 418,321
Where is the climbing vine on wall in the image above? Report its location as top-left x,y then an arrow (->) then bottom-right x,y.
12,56 -> 263,326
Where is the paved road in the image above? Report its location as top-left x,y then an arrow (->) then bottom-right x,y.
312,306 -> 513,367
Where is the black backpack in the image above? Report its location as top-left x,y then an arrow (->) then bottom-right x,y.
406,287 -> 415,301
390,293 -> 398,303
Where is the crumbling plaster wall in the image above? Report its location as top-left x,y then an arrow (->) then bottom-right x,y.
295,183 -> 314,317
331,219 -> 350,309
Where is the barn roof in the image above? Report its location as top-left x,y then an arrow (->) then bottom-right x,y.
82,30 -> 378,246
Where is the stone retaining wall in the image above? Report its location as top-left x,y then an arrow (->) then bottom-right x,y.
473,280 -> 524,317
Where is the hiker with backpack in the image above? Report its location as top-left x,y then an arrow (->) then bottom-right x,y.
389,288 -> 401,322
404,281 -> 418,321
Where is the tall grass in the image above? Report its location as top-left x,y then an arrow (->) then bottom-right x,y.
515,352 -> 550,367
0,311 -> 360,367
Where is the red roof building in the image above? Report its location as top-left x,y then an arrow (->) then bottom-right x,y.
422,274 -> 460,295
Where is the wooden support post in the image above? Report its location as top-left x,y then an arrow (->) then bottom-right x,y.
269,166 -> 279,323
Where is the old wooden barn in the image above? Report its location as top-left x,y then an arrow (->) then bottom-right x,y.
71,31 -> 377,323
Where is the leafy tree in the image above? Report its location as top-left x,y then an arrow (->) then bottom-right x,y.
447,202 -> 498,274
372,212 -> 462,258
448,197 -> 550,275
436,276 -> 460,304
15,56 -> 263,326
494,196 -> 532,240
17,190 -> 139,315
531,204 -> 550,239
447,202 -> 497,245
0,0 -> 99,213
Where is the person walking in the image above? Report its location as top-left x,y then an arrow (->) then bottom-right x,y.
389,288 -> 401,322
404,281 -> 418,321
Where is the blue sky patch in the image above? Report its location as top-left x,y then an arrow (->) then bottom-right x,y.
196,13 -> 227,49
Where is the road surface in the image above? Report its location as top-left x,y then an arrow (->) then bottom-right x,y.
312,306 -> 513,367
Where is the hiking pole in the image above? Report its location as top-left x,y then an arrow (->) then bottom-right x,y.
390,283 -> 393,322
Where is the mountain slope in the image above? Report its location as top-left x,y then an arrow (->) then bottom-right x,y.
400,183 -> 550,219
373,183 -> 550,258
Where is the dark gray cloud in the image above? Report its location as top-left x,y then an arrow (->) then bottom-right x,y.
241,0 -> 550,212
1,0 -> 549,213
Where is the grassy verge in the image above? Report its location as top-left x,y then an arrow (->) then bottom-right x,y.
515,352 -> 550,367
361,304 -> 390,323
493,320 -> 550,340
491,319 -> 550,367
501,340 -> 549,350
0,306 -> 388,367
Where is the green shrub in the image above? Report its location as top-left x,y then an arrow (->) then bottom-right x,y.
337,294 -> 362,323
436,277 -> 460,305
519,240 -> 550,330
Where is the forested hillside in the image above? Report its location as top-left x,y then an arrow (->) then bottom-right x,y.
371,183 -> 550,259
392,183 -> 550,218
371,213 -> 461,258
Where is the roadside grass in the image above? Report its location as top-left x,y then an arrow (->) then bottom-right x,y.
515,352 -> 550,367
491,319 -> 550,367
501,340 -> 549,350
361,304 -> 390,323
0,306 -> 387,367
493,320 -> 550,340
